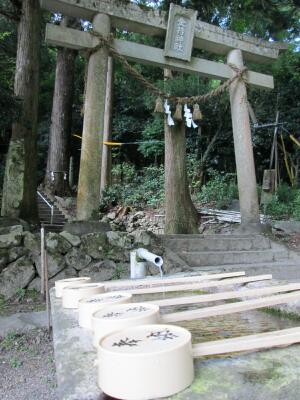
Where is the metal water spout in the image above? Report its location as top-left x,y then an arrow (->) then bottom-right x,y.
130,248 -> 164,279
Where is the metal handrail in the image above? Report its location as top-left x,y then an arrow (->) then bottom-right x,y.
37,191 -> 54,224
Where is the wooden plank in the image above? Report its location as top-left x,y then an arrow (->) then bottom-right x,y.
104,271 -> 246,290
148,282 -> 300,307
45,25 -> 274,90
116,275 -> 272,295
162,290 -> 300,323
192,327 -> 300,357
40,0 -> 287,63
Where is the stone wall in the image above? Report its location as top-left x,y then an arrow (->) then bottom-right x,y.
0,220 -> 189,300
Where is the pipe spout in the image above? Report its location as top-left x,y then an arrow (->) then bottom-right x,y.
136,248 -> 163,268
130,248 -> 164,279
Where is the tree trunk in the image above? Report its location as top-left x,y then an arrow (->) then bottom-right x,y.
164,120 -> 199,234
100,56 -> 114,193
1,0 -> 40,223
45,17 -> 78,196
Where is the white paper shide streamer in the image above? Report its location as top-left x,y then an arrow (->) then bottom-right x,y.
184,104 -> 198,128
164,100 -> 175,126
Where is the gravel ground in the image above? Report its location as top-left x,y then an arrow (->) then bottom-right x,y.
0,328 -> 57,400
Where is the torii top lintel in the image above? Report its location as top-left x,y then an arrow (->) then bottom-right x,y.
40,0 -> 287,65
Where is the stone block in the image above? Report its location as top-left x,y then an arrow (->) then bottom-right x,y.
0,249 -> 8,273
80,232 -> 108,259
46,232 -> 72,254
34,252 -> 66,279
8,246 -> 28,263
63,221 -> 111,236
0,256 -> 35,299
106,231 -> 134,249
0,231 -> 23,249
60,231 -> 81,247
23,231 -> 41,255
65,248 -> 92,271
79,260 -> 117,281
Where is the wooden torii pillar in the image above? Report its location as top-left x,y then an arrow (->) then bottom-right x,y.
40,0 -> 286,230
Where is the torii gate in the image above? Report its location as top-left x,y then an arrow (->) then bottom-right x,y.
40,0 -> 286,230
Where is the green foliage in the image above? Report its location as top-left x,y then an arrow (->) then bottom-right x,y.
264,184 -> 300,220
100,163 -> 164,209
0,295 -> 6,314
139,116 -> 164,160
265,198 -> 291,220
197,169 -> 238,209
112,264 -> 126,280
10,357 -> 23,368
1,332 -> 18,351
15,288 -> 26,300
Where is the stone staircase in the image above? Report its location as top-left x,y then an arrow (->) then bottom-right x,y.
162,234 -> 300,281
37,191 -> 67,232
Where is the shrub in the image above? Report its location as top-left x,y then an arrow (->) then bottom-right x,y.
100,163 -> 164,210
197,169 -> 238,209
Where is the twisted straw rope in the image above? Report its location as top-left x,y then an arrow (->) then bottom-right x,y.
87,31 -> 248,104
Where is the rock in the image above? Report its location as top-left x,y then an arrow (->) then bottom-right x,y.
27,276 -> 41,291
49,267 -> 78,285
79,260 -> 117,281
162,248 -> 191,274
115,263 -> 130,280
80,232 -> 108,259
0,226 -> 23,249
59,231 -> 81,247
106,231 -> 134,249
8,246 -> 28,263
65,248 -> 92,271
273,221 -> 300,235
0,249 -> 8,273
23,231 -> 40,255
0,256 -> 36,299
55,196 -> 73,209
103,246 -> 129,263
131,230 -> 154,247
107,212 -> 116,220
0,224 -> 23,235
34,253 -> 66,279
63,221 -> 111,236
0,217 -> 29,231
46,232 -> 72,254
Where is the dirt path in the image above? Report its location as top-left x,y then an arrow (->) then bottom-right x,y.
0,329 -> 57,400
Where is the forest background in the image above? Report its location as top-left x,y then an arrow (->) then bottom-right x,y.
1,0 -> 300,221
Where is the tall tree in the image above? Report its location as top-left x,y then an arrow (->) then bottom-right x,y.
1,0 -> 41,223
45,17 -> 79,195
164,69 -> 198,234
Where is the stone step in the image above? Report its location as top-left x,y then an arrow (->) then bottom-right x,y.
43,223 -> 65,233
39,213 -> 66,221
164,236 -> 271,252
179,249 -> 290,267
189,261 -> 300,282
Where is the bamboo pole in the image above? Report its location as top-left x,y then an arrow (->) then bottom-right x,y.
125,275 -> 272,295
192,326 -> 300,357
40,227 -> 45,298
104,271 -> 246,290
162,290 -> 300,323
44,249 -> 51,333
148,282 -> 300,307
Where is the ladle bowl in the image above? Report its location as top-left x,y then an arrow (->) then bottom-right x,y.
55,277 -> 91,298
92,302 -> 160,347
62,283 -> 105,309
97,324 -> 194,400
78,292 -> 133,330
